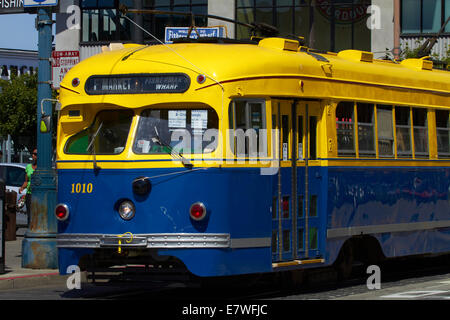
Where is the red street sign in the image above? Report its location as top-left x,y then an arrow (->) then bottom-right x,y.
51,50 -> 79,89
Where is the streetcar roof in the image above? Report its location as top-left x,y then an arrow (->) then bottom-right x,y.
60,38 -> 450,101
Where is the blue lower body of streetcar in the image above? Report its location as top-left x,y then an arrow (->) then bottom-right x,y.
56,165 -> 450,277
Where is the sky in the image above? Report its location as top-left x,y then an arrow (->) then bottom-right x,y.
0,14 -> 40,51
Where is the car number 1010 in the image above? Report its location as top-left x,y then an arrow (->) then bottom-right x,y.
71,183 -> 93,194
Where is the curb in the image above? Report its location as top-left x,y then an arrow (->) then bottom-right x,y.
0,273 -> 70,290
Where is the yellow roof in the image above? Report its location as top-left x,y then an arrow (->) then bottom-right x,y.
60,38 -> 450,99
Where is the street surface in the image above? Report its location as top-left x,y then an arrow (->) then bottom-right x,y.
0,257 -> 448,301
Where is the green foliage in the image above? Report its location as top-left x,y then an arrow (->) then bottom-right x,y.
0,73 -> 38,152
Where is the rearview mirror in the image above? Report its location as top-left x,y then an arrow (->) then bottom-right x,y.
40,115 -> 51,133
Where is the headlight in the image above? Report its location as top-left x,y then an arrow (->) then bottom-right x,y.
118,200 -> 135,221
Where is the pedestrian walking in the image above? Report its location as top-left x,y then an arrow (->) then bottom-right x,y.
19,148 -> 37,227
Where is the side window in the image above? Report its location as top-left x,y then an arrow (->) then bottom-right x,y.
413,108 -> 429,158
395,107 -> 412,157
65,110 -> 134,155
229,100 -> 267,157
436,110 -> 450,158
336,102 -> 355,156
377,105 -> 394,157
6,167 -> 26,187
357,103 -> 375,156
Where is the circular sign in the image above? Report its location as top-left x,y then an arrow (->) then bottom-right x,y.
316,0 -> 370,24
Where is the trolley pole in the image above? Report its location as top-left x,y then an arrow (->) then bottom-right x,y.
21,6 -> 58,269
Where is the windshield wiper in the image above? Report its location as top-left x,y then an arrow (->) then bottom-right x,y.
152,127 -> 193,169
86,122 -> 103,171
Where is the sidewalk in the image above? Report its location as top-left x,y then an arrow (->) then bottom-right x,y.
0,229 -> 70,290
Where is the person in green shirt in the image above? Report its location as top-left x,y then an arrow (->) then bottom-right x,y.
19,148 -> 37,227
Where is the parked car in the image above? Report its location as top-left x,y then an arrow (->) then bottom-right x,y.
0,163 -> 28,228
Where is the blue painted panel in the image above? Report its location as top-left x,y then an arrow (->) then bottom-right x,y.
326,166 -> 450,263
57,167 -> 274,276
58,167 -> 272,238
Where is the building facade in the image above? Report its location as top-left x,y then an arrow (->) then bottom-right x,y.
0,48 -> 38,81
54,1 -> 448,62
400,0 -> 450,60
55,1 -> 385,59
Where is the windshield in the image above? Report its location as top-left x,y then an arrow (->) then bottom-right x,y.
65,109 -> 134,155
133,107 -> 219,155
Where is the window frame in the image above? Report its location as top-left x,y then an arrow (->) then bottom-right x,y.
336,101 -> 356,157
64,109 -> 135,155
235,0 -> 372,52
412,108 -> 429,158
400,0 -> 449,35
436,109 -> 450,158
228,98 -> 267,158
376,105 -> 395,158
395,106 -> 414,158
80,0 -> 208,45
356,102 -> 376,157
132,106 -> 220,155
335,102 -> 435,160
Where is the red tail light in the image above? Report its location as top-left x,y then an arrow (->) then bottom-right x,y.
55,204 -> 70,221
190,202 -> 206,221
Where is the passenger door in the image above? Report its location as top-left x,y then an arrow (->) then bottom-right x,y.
271,100 -> 324,263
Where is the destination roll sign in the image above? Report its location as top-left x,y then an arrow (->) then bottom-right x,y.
85,73 -> 191,95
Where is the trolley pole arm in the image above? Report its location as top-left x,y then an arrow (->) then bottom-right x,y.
417,16 -> 450,58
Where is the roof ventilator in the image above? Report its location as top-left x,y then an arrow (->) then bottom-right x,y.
258,38 -> 299,52
400,57 -> 433,71
338,50 -> 373,63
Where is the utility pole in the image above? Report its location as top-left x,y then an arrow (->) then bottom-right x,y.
21,6 -> 58,269
309,0 -> 316,49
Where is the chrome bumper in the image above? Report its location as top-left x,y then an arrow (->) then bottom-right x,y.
57,233 -> 271,249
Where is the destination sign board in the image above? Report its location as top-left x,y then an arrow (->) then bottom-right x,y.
85,73 -> 191,95
165,27 -> 226,44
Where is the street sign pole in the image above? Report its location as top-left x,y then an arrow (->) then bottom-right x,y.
21,5 -> 58,269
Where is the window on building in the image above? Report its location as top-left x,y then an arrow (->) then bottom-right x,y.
447,0 -> 450,32
395,107 -> 412,157
412,108 -> 429,157
357,103 -> 375,156
236,0 -> 371,52
336,101 -> 355,156
401,0 -> 448,34
377,105 -> 394,157
436,110 -> 450,158
81,0 -> 208,43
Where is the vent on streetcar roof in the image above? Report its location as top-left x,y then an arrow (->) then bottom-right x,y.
400,58 -> 433,71
337,49 -> 373,63
258,37 -> 299,52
